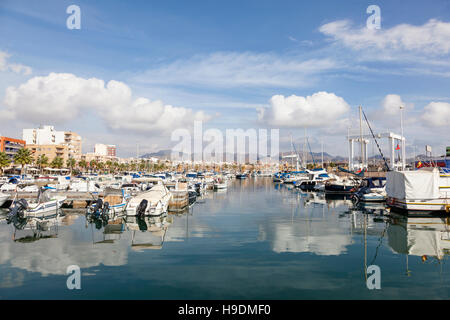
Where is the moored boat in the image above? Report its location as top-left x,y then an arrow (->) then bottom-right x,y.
386,167 -> 450,214
126,184 -> 172,217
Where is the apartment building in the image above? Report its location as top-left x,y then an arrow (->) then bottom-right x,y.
94,144 -> 116,157
26,144 -> 69,164
0,136 -> 26,160
23,125 -> 82,160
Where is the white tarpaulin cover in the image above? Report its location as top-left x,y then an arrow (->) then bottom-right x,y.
386,168 -> 440,199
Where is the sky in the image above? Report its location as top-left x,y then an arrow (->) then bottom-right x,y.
0,0 -> 449,158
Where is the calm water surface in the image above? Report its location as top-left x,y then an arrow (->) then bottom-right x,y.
0,178 -> 449,299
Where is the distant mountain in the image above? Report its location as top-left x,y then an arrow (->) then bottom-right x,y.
142,149 -> 350,162
140,149 -> 172,159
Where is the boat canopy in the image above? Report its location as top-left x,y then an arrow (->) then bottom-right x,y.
386,168 -> 440,199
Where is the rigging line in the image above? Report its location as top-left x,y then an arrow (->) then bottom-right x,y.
361,108 -> 390,171
369,220 -> 389,266
306,137 -> 316,165
291,140 -> 302,168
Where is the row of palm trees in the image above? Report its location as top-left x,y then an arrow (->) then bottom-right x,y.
0,148 -> 170,175
0,148 -> 284,176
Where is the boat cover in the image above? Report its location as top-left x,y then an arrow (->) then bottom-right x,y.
386,168 -> 440,199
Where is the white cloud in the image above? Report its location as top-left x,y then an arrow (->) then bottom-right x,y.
132,52 -> 337,89
258,92 -> 350,128
0,51 -> 32,75
421,102 -> 450,127
381,94 -> 413,116
2,72 -> 209,133
319,19 -> 450,56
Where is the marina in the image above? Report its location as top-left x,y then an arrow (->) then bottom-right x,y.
0,0 -> 449,303
1,175 -> 450,299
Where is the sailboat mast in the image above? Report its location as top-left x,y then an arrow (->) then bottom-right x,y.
321,139 -> 324,169
359,106 -> 364,169
304,128 -> 307,169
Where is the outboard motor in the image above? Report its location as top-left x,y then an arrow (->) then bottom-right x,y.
7,199 -> 28,223
102,202 -> 110,221
93,198 -> 103,217
136,199 -> 148,219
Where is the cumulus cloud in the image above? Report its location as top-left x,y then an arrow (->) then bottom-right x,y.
2,73 -> 209,133
132,52 -> 337,89
0,51 -> 32,75
381,94 -> 413,116
258,92 -> 350,127
421,102 -> 450,127
319,19 -> 450,56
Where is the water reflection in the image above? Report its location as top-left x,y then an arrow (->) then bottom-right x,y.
388,214 -> 450,261
0,178 -> 449,299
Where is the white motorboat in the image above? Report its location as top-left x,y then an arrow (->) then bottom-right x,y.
214,182 -> 227,190
8,188 -> 66,220
87,188 -> 131,218
214,177 -> 227,190
126,184 -> 172,217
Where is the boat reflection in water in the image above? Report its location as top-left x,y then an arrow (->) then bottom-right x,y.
8,214 -> 63,243
388,214 -> 450,263
124,215 -> 172,251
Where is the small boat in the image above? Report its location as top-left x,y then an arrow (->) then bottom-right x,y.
353,177 -> 387,202
325,176 -> 360,194
7,188 -> 66,220
236,173 -> 248,179
87,188 -> 130,218
214,182 -> 227,190
294,169 -> 330,191
214,177 -> 227,190
126,184 -> 172,217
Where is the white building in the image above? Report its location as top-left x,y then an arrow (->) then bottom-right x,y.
23,125 -> 64,145
94,144 -> 116,157
23,125 -> 82,159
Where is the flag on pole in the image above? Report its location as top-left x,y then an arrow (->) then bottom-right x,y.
395,143 -> 400,150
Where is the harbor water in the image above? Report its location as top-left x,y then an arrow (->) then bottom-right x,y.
0,177 -> 449,299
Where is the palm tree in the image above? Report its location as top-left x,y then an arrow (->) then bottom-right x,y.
51,156 -> 64,171
97,162 -> 105,173
89,160 -> 97,173
78,159 -> 87,173
113,162 -> 119,173
66,157 -> 76,175
0,152 -> 11,175
139,160 -> 146,172
13,148 -> 33,175
105,160 -> 112,173
36,154 -> 49,174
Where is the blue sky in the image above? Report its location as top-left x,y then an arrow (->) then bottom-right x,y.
0,0 -> 449,157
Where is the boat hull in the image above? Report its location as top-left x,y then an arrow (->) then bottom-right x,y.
387,197 -> 450,213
